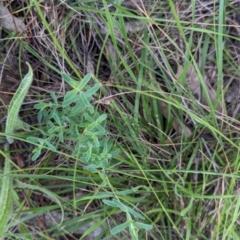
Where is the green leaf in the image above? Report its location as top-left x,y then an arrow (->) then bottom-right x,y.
62,73 -> 92,91
116,189 -> 137,196
37,138 -> 45,145
81,153 -> 91,162
87,122 -> 98,131
110,221 -> 131,235
27,137 -> 40,143
32,149 -> 41,161
129,221 -> 138,240
49,106 -> 57,119
71,99 -> 85,115
0,144 -> 13,234
83,164 -> 98,172
180,197 -> 194,217
47,126 -> 58,134
61,73 -> 79,89
95,124 -> 106,133
45,141 -> 57,152
97,114 -> 107,123
77,73 -> 92,91
83,143 -> 92,162
42,109 -> 50,120
50,91 -> 58,103
134,222 -> 153,230
47,121 -> 55,129
80,93 -> 94,113
84,83 -> 100,98
52,112 -> 62,125
62,89 -> 79,107
79,192 -> 113,201
111,148 -> 120,157
127,207 -> 145,220
6,62 -> 33,144
34,101 -> 49,110
18,223 -> 32,240
37,110 -> 43,122
100,152 -> 112,160
92,135 -> 100,147
80,218 -> 105,240
102,199 -> 118,208
59,129 -> 64,142
103,139 -> 112,153
83,113 -> 95,122
112,199 -> 128,212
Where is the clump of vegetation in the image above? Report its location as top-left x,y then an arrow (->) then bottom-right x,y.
0,65 -> 150,239
1,0 -> 240,239
29,73 -> 117,168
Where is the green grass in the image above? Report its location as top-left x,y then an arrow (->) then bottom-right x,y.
1,0 -> 240,239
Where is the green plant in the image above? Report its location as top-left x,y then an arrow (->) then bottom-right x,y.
3,1 -> 240,239
103,198 -> 152,239
28,73 -> 118,169
28,72 -> 153,239
0,62 -> 33,237
0,63 -> 63,239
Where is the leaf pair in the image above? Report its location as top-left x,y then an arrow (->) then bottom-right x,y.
103,198 -> 152,239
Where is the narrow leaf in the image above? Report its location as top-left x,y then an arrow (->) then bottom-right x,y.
45,141 -> 57,152
80,218 -> 105,239
34,101 -> 48,110
112,199 -> 128,212
6,62 -> 33,144
110,221 -> 130,235
77,73 -> 92,91
61,73 -> 79,89
80,93 -> 94,113
32,149 -> 41,161
134,222 -> 153,230
50,91 -> 58,103
27,137 -> 40,143
83,164 -> 98,172
102,199 -> 118,208
53,112 -> 62,126
96,114 -> 107,123
84,83 -> 100,98
0,144 -> 13,234
71,99 -> 85,115
127,207 -> 145,220
79,192 -> 112,201
62,89 -> 79,107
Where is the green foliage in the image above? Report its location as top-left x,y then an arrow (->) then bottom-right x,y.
0,144 -> 13,237
28,73 -> 117,168
103,198 -> 152,240
0,63 -> 64,238
4,1 -> 238,239
0,63 -> 33,237
27,73 -> 152,239
5,62 -> 33,144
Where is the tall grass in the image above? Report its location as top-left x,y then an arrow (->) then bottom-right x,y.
1,0 -> 240,239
